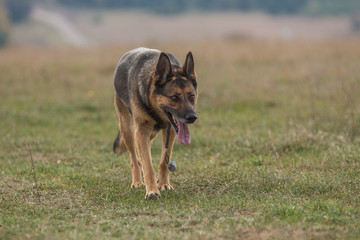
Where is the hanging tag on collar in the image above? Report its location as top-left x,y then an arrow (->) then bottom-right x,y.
168,161 -> 176,172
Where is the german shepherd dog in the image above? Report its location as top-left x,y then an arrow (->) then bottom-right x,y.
113,48 -> 198,199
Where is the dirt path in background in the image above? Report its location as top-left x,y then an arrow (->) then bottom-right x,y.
23,5 -> 355,47
31,6 -> 93,47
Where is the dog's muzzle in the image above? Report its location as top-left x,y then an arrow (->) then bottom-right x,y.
185,113 -> 197,124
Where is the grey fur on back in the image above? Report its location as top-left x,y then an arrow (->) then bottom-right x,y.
114,47 -> 181,111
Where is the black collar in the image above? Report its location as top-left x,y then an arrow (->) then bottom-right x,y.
138,97 -> 166,129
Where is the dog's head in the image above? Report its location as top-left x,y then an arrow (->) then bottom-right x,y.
151,52 -> 198,145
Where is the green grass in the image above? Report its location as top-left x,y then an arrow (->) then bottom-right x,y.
1,41 -> 360,239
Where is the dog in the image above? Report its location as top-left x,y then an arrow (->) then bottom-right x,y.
112,48 -> 198,199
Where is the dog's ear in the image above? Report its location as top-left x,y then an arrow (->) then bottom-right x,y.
183,51 -> 195,76
183,51 -> 197,89
156,53 -> 173,86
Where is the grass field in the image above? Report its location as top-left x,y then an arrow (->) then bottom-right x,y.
1,40 -> 360,239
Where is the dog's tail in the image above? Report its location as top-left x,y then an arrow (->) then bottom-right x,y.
113,131 -> 127,155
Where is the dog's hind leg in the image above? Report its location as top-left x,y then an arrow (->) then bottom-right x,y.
114,93 -> 144,188
113,131 -> 127,155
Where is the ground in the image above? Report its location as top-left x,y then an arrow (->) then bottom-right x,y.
0,40 -> 360,239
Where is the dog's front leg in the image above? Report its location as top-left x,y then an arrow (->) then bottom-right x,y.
135,124 -> 160,199
158,127 -> 176,191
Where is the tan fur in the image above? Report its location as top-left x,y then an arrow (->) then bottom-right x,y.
114,93 -> 143,188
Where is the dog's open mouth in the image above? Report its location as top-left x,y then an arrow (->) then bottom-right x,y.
165,111 -> 191,145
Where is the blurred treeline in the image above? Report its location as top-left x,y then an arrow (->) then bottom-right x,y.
50,0 -> 360,15
0,0 -> 33,46
56,0 -> 308,14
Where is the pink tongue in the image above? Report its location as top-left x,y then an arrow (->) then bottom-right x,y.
177,120 -> 191,145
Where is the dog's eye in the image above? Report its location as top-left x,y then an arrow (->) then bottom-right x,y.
189,94 -> 195,103
170,95 -> 180,102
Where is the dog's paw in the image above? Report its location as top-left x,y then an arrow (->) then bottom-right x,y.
157,183 -> 174,191
131,181 -> 144,188
145,191 -> 161,200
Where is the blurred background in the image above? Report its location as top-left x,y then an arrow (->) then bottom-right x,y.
1,0 -> 360,48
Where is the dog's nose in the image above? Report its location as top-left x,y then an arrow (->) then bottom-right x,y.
186,113 -> 197,124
